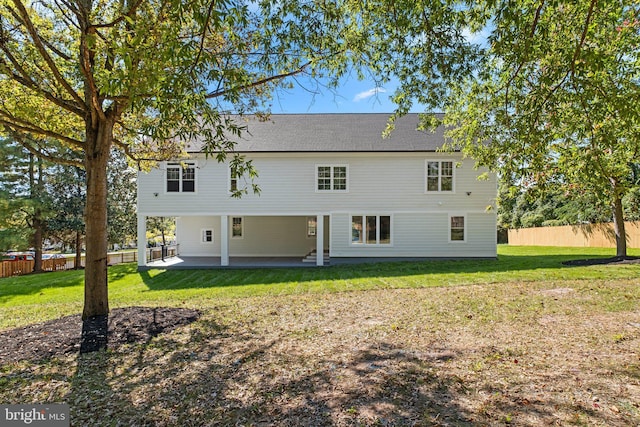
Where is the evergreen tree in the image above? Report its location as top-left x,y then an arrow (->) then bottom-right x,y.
47,161 -> 85,269
107,150 -> 137,250
0,138 -> 51,271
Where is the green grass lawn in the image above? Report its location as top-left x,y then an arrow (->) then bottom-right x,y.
1,245 -> 639,330
2,245 -> 639,426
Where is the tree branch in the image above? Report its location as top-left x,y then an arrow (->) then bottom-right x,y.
504,0 -> 545,111
189,0 -> 217,76
72,0 -> 109,124
9,132 -> 84,168
531,68 -> 572,128
112,138 -> 184,166
53,0 -> 81,25
0,53 -> 85,117
571,0 -> 597,76
89,0 -> 145,29
11,0 -> 86,108
497,0 -> 547,126
42,38 -> 73,61
205,61 -> 313,99
0,111 -> 85,149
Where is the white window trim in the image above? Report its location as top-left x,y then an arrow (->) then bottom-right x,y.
165,161 -> 197,194
349,214 -> 393,246
231,216 -> 244,239
448,214 -> 467,243
315,164 -> 349,193
425,159 -> 456,194
201,228 -> 214,244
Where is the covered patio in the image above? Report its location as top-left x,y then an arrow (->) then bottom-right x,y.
142,255 -> 321,269
138,214 -> 330,268
139,254 -> 442,269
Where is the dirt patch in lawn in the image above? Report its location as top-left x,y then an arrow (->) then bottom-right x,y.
0,306 -> 200,364
2,283 -> 639,426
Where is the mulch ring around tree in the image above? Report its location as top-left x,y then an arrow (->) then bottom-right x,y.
562,256 -> 640,266
0,307 -> 200,365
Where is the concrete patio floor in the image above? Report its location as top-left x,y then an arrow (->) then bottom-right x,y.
141,255 -> 447,269
143,256 -> 316,269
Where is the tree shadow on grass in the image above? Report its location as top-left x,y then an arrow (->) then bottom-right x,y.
68,352 -> 128,425
0,306 -> 202,425
473,368 -> 639,426
87,324 -> 639,426
65,307 -> 201,425
65,320 -> 475,426
0,250 -> 632,302
136,252 -> 634,293
7,305 -> 637,426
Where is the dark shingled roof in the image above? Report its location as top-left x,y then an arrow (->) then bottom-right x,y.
186,113 -> 448,153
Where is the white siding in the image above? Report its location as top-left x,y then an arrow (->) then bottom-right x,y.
176,216 -> 221,256
331,212 -> 496,258
137,153 -> 496,216
140,152 -> 497,258
229,216 -> 315,256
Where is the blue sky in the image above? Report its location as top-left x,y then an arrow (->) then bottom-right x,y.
269,26 -> 491,114
268,76 -> 414,114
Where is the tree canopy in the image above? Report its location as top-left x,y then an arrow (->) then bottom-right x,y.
8,0 -> 633,351
0,0 -> 346,351
1,0 -> 484,351
440,0 -> 640,257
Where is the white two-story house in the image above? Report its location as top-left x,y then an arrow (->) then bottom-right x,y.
136,114 -> 497,267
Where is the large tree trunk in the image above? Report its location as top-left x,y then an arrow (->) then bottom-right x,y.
80,117 -> 113,353
33,156 -> 45,272
75,230 -> 82,270
612,192 -> 627,258
28,153 -> 44,272
32,217 -> 43,272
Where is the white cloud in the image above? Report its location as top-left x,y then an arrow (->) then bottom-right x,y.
353,87 -> 386,102
461,25 -> 492,47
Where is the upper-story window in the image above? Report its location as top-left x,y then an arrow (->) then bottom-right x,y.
229,171 -> 238,193
167,162 -> 195,193
229,166 -> 248,195
426,160 -> 454,192
317,165 -> 348,192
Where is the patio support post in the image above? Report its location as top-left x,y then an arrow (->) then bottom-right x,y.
221,215 -> 229,266
316,214 -> 324,266
137,215 -> 146,267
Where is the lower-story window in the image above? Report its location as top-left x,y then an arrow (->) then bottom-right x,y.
351,215 -> 391,245
450,215 -> 465,242
201,229 -> 213,243
231,217 -> 243,238
307,217 -> 317,237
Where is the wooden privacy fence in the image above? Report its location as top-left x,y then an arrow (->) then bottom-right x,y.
508,221 -> 640,248
1,260 -> 35,277
1,246 -> 180,278
1,251 -> 138,278
1,258 -> 67,278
